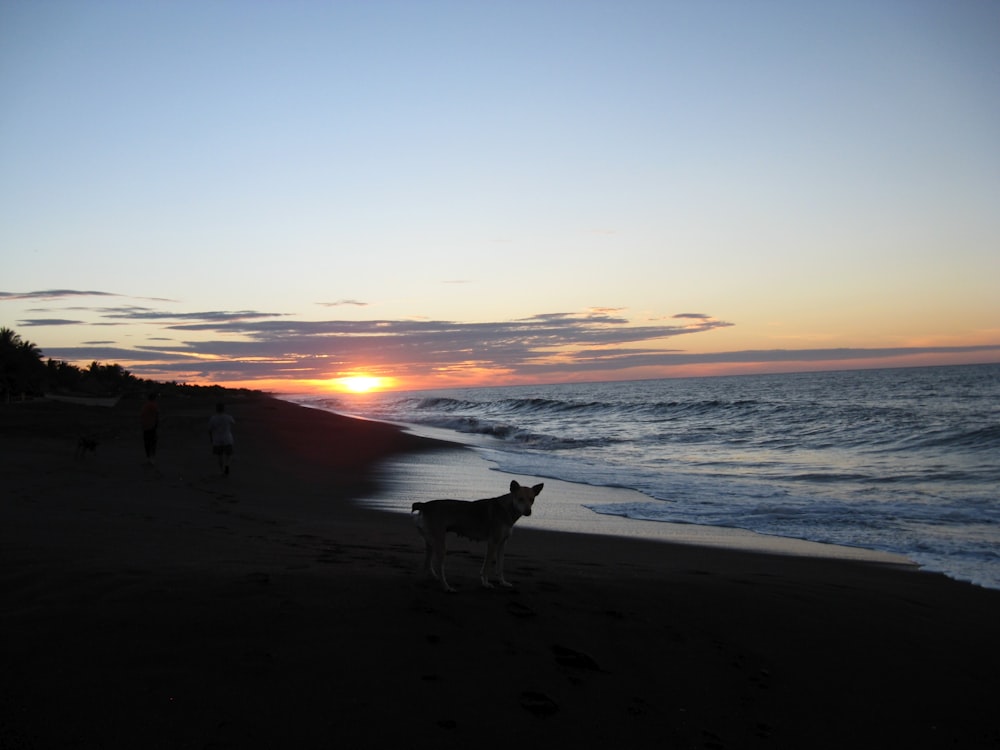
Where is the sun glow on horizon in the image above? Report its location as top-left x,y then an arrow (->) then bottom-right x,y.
332,375 -> 388,393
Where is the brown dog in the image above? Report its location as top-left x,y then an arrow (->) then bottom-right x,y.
411,480 -> 543,592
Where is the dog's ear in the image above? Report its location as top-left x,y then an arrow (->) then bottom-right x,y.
532,483 -> 544,496
510,480 -> 521,492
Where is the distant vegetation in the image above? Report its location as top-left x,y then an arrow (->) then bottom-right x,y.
0,326 -> 253,402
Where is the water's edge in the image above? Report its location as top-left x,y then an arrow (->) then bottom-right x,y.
356,420 -> 915,568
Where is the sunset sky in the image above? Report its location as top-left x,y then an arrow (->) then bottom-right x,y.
2,1 -> 998,393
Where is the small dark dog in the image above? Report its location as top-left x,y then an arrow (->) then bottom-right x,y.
411,480 -> 543,592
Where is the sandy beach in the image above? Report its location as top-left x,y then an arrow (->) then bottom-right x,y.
2,392 -> 999,749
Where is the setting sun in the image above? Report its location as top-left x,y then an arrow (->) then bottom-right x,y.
334,375 -> 385,393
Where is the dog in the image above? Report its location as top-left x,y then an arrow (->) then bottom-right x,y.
411,480 -> 543,592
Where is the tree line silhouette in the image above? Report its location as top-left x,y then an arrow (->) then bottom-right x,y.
1,327 -> 240,402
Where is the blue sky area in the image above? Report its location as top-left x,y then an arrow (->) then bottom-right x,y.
2,1 -> 998,390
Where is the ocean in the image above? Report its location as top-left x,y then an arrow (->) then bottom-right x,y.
289,363 -> 1000,590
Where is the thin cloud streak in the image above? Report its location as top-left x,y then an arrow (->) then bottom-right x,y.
316,300 -> 369,307
95,307 -> 285,322
16,319 -> 84,326
1,289 -> 178,303
0,289 -> 119,301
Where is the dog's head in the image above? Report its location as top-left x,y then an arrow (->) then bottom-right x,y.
510,480 -> 544,517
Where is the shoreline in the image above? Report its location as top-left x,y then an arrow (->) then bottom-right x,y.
3,392 -> 999,748
302,402 -> 915,567
360,440 -> 915,567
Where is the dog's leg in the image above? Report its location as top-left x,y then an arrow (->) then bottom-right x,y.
432,536 -> 455,593
495,539 -> 513,588
418,529 -> 450,590
415,523 -> 436,581
422,539 -> 436,580
480,541 -> 498,588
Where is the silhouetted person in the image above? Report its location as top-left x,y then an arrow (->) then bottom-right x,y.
140,392 -> 159,464
208,402 -> 235,475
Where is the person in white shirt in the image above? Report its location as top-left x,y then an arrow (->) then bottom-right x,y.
208,402 -> 236,475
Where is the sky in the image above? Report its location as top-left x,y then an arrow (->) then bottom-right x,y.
2,0 -> 998,393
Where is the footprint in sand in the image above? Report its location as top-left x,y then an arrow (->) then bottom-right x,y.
551,644 -> 603,672
520,691 -> 558,717
506,601 -> 536,618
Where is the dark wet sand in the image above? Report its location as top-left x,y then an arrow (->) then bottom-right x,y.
2,393 -> 999,749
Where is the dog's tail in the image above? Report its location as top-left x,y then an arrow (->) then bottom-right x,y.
411,502 -> 428,534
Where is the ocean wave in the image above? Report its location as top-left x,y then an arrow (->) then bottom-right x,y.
774,472 -> 875,483
414,394 -> 779,421
888,424 -> 1000,452
405,413 -> 621,451
413,396 -> 481,412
